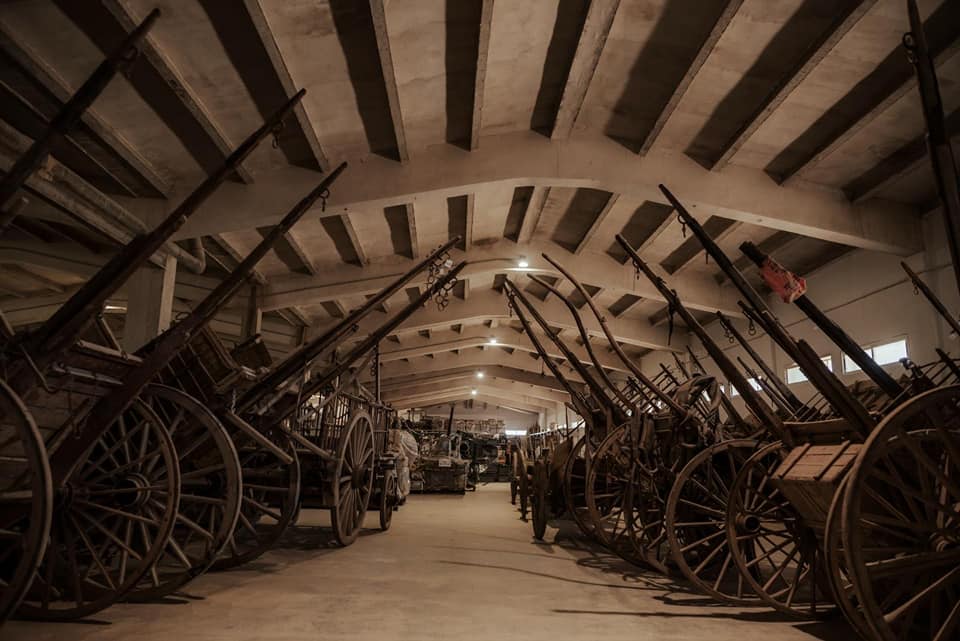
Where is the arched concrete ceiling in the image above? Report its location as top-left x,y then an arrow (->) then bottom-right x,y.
0,0 -> 954,411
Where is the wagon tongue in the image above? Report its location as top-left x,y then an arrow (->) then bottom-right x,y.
48,159 -> 346,484
22,90 -> 307,374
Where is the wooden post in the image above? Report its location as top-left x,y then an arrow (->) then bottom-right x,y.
240,284 -> 262,339
122,254 -> 175,352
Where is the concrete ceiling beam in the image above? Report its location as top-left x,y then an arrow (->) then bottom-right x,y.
469,0 -> 494,151
281,230 -> 317,275
340,213 -> 369,265
369,0 -> 408,163
574,192 -> 618,255
386,388 -> 553,413
712,0 -> 876,171
638,0 -> 744,155
57,0 -> 254,183
321,286 -> 682,352
716,230 -> 798,284
166,132 -> 921,255
844,108 -> 960,203
373,350 -> 589,388
374,325 -> 642,373
379,376 -> 568,405
516,185 -> 549,245
240,0 -> 330,171
0,125 -> 191,270
208,234 -> 268,285
265,242 -> 742,324
551,0 -> 621,141
0,23 -> 171,197
374,363 -> 582,394
405,203 -> 420,258
781,4 -> 960,185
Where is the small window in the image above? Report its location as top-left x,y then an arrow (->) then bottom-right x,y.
843,353 -> 862,373
842,339 -> 908,373
730,378 -> 760,397
786,356 -> 833,384
873,339 -> 908,365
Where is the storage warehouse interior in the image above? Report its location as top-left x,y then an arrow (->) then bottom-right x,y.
0,1 -> 958,640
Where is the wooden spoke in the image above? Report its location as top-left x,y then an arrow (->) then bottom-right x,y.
844,386 -> 960,641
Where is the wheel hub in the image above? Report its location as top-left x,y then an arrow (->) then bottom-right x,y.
116,473 -> 152,508
351,466 -> 368,489
736,513 -> 761,535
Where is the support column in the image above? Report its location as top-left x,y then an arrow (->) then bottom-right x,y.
123,254 -> 176,352
240,284 -> 263,339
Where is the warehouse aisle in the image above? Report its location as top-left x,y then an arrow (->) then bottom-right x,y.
5,485 -> 848,641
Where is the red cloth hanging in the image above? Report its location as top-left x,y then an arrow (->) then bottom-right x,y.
760,257 -> 807,303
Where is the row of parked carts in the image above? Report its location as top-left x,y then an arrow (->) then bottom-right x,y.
505,8 -> 959,640
508,206 -> 959,641
0,9 -> 463,626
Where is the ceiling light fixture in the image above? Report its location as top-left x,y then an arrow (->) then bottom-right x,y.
471,389 -> 478,396
517,259 -> 529,269
488,338 -> 498,345
476,371 -> 484,379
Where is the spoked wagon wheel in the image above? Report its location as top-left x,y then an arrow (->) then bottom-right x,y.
842,385 -> 960,641
563,436 -> 594,540
331,411 -> 374,546
212,426 -> 299,571
586,426 -> 669,573
518,449 -> 530,520
508,445 -> 519,505
666,439 -> 759,604
0,380 -> 52,624
531,459 -> 549,540
379,468 -> 397,531
724,441 -> 835,618
824,476 -> 872,640
19,401 -> 180,621
127,385 -> 242,600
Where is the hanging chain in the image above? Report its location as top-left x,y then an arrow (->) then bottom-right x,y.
666,296 -> 677,346
271,119 -> 286,149
427,245 -> 457,310
723,323 -> 734,344
747,316 -> 757,336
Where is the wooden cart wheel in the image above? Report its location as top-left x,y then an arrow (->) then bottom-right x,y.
823,475 -> 872,640
562,436 -> 595,539
666,439 -> 759,604
586,426 -> 669,573
724,441 -> 835,618
842,385 -> 960,641
331,411 -> 374,546
518,449 -> 530,520
531,459 -> 549,540
0,380 -> 52,624
18,401 -> 180,620
379,468 -> 397,531
126,385 -> 242,600
212,426 -> 300,571
508,446 -> 518,504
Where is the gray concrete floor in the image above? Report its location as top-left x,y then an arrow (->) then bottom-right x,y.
6,484 -> 852,641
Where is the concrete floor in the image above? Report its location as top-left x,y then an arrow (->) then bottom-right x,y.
6,484 -> 852,641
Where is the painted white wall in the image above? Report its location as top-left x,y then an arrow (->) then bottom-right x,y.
642,211 -> 954,413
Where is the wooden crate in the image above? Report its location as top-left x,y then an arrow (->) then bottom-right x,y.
771,441 -> 862,532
